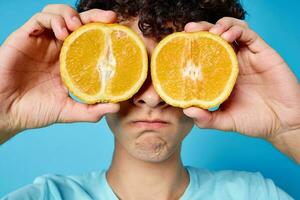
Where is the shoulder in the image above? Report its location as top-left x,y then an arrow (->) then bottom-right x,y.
34,170 -> 106,187
187,165 -> 266,186
185,166 -> 293,200
1,170 -> 106,200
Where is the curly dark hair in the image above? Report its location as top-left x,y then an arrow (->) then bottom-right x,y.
76,0 -> 246,40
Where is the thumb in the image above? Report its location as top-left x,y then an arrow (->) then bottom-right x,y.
58,98 -> 120,123
183,107 -> 235,132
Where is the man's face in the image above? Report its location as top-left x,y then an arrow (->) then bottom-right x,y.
105,19 -> 194,163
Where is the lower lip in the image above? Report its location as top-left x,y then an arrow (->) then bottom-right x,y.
132,121 -> 169,129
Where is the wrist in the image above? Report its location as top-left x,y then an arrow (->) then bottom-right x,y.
0,120 -> 21,144
269,128 -> 300,163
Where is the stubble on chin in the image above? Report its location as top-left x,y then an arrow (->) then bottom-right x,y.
132,133 -> 176,162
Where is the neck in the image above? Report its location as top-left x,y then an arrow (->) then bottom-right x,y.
106,140 -> 189,200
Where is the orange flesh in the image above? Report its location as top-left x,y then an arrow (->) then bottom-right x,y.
155,37 -> 232,101
108,30 -> 143,96
66,30 -> 105,95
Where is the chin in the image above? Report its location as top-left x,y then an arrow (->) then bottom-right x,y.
130,134 -> 178,163
132,149 -> 174,163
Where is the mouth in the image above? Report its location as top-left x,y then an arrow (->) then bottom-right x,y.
131,119 -> 170,129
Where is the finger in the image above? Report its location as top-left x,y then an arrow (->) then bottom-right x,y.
22,12 -> 68,41
42,4 -> 82,31
220,25 -> 269,53
221,25 -> 244,43
79,9 -> 117,24
184,21 -> 214,32
58,98 -> 120,123
183,107 -> 235,131
209,17 -> 248,35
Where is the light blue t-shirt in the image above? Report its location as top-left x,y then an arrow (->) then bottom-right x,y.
1,166 -> 293,200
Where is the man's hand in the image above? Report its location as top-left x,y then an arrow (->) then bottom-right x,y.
183,17 -> 300,162
0,4 -> 120,144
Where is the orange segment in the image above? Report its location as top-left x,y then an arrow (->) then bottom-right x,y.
65,30 -> 105,95
154,38 -> 187,99
60,23 -> 148,104
107,29 -> 144,98
151,31 -> 238,109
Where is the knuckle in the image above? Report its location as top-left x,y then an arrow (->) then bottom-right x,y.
233,24 -> 242,30
79,9 -> 100,20
241,20 -> 248,27
79,9 -> 116,23
189,22 -> 201,27
104,10 -> 116,16
217,17 -> 231,24
198,21 -> 209,25
42,4 -> 77,16
31,12 -> 49,22
41,13 -> 64,25
199,21 -> 213,28
53,14 -> 64,22
32,12 -> 42,19
42,4 -> 59,12
249,29 -> 257,37
63,5 -> 77,15
87,8 -> 106,16
89,8 -> 103,13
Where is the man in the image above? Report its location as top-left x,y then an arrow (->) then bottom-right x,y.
0,0 -> 299,199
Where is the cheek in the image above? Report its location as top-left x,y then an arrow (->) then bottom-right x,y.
176,111 -> 194,139
105,112 -> 135,144
105,101 -> 132,134
105,113 -> 121,134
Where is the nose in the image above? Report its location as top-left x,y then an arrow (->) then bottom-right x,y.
132,76 -> 166,108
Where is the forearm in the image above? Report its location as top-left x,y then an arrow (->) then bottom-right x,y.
272,85 -> 300,164
269,128 -> 300,164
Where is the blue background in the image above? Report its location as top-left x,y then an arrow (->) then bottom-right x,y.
0,0 -> 299,199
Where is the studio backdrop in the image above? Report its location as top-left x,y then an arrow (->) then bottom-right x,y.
0,0 -> 299,199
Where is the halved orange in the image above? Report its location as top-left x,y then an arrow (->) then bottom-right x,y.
60,23 -> 148,104
151,31 -> 238,109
